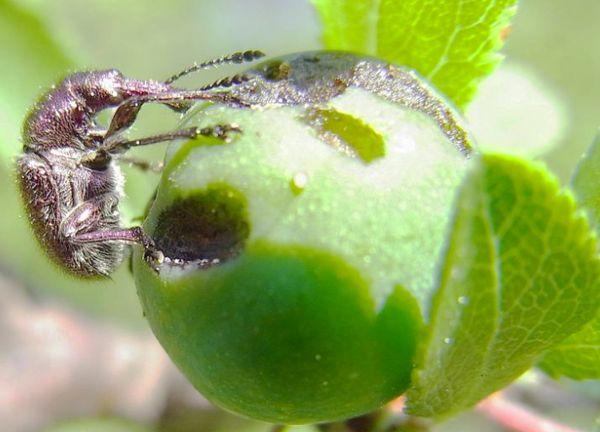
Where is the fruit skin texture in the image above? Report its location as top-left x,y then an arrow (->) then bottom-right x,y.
135,241 -> 421,423
134,52 -> 473,423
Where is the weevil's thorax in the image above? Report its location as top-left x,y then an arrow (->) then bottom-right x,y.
17,149 -> 125,277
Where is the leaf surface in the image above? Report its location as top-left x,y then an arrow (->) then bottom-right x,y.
407,154 -> 600,417
537,135 -> 600,380
310,0 -> 518,108
571,133 -> 600,233
538,314 -> 600,380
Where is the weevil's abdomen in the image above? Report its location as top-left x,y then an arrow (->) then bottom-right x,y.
17,153 -> 61,245
17,152 -> 124,277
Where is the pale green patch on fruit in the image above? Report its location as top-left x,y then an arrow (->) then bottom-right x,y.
158,87 -> 472,308
310,0 -> 518,108
407,154 -> 600,418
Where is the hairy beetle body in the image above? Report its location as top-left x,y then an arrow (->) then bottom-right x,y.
18,70 -> 164,276
18,149 -> 124,276
17,51 -> 265,277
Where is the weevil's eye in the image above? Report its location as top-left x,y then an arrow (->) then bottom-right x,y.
83,151 -> 111,171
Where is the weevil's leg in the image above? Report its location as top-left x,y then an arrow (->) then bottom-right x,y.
196,124 -> 242,141
119,158 -> 162,173
60,198 -> 163,265
164,100 -> 193,113
104,100 -> 144,140
74,227 -> 164,264
103,93 -> 189,143
103,99 -> 191,143
119,156 -> 164,173
103,89 -> 248,144
60,200 -> 106,240
104,127 -> 200,153
102,123 -> 241,154
164,50 -> 265,84
85,125 -> 108,146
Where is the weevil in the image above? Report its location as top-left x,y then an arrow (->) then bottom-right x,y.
17,50 -> 264,277
18,50 -> 471,277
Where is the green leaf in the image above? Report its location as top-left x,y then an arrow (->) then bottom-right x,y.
310,0 -> 518,108
538,314 -> 600,380
0,0 -> 73,165
536,134 -> 600,380
309,1 -> 379,54
571,132 -> 600,234
407,154 -> 600,418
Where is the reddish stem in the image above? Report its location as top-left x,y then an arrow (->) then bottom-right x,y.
477,393 -> 584,432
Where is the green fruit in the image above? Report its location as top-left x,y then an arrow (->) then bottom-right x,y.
134,52 -> 474,424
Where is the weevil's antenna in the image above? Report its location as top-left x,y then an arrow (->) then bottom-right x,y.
198,73 -> 250,91
164,50 -> 265,85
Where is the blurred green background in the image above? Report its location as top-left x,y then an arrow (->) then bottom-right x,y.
0,0 -> 598,431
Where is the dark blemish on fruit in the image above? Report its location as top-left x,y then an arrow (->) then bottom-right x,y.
154,183 -> 250,268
